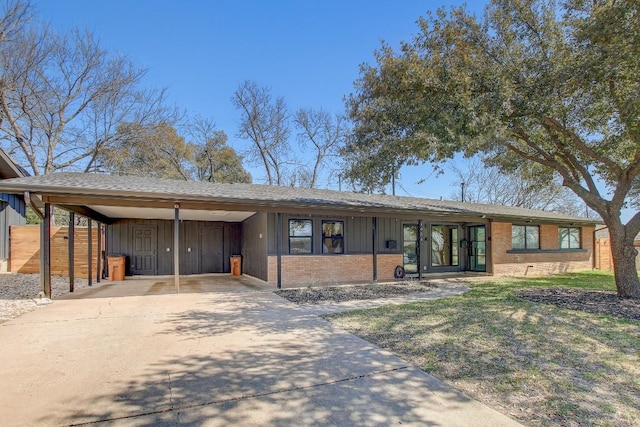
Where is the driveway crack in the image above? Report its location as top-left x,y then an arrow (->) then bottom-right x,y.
167,371 -> 174,409
67,366 -> 410,426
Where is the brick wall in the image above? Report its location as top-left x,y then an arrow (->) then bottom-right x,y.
10,226 -> 100,279
267,253 -> 402,288
492,222 -> 594,277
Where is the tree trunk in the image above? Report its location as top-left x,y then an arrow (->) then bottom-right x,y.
608,225 -> 640,299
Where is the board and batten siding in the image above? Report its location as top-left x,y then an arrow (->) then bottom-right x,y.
242,212 -> 268,281
0,193 -> 26,261
267,213 -> 404,256
106,219 -> 241,275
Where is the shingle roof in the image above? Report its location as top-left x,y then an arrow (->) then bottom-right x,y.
0,149 -> 28,180
0,172 -> 599,224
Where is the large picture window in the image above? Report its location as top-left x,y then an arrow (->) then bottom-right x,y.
512,225 -> 540,250
559,227 -> 581,249
322,221 -> 344,254
289,219 -> 312,254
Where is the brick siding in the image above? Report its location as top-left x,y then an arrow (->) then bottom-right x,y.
491,222 -> 594,277
267,254 -> 403,288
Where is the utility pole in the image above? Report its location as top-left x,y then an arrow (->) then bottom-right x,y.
392,171 -> 396,196
461,182 -> 465,203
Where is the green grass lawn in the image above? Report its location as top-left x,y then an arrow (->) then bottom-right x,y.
327,272 -> 640,427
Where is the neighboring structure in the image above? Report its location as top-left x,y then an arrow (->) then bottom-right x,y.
0,149 -> 27,272
0,173 -> 599,290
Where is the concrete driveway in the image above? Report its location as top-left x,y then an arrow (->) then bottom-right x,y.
0,289 -> 521,426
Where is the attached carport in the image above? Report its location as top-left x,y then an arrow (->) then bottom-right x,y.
1,172 -> 410,298
13,174 -> 267,298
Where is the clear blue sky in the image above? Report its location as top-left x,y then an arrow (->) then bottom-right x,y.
33,0 -> 485,199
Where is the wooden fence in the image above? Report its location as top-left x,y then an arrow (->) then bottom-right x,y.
594,237 -> 640,271
10,225 -> 102,279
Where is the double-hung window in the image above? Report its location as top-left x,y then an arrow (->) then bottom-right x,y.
322,221 -> 344,254
512,225 -> 539,250
289,219 -> 312,254
559,227 -> 581,249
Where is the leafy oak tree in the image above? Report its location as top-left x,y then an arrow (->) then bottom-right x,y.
345,0 -> 640,297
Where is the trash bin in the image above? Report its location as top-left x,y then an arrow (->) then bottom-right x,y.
107,255 -> 126,281
230,255 -> 242,276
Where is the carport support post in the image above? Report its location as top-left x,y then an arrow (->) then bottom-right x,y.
174,204 -> 180,293
276,212 -> 282,289
96,222 -> 101,283
41,203 -> 52,298
88,218 -> 92,287
69,212 -> 75,292
372,216 -> 378,283
418,219 -> 423,281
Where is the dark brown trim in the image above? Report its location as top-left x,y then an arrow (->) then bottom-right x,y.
417,219 -> 423,280
276,212 -> 282,289
372,217 -> 378,282
88,218 -> 92,287
68,212 -> 75,292
174,204 -> 180,293
41,203 -> 51,298
96,223 -> 101,283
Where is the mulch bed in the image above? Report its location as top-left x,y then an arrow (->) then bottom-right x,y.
515,288 -> 640,321
276,281 -> 438,304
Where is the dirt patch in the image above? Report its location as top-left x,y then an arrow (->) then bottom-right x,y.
276,281 -> 438,304
515,288 -> 640,321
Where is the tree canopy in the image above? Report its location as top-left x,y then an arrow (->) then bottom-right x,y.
0,0 -> 176,175
449,156 -> 586,216
194,130 -> 251,184
233,80 -> 345,188
344,0 -> 640,297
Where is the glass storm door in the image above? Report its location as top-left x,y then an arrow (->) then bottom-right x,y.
469,225 -> 486,272
431,225 -> 459,268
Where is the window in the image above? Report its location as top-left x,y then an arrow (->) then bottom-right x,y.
512,225 -> 539,250
322,221 -> 344,254
559,227 -> 580,249
289,219 -> 312,254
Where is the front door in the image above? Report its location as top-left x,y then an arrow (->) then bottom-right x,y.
200,226 -> 223,273
468,225 -> 486,272
131,226 -> 157,275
